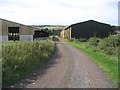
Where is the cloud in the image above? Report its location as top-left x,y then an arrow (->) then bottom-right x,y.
0,0 -> 118,25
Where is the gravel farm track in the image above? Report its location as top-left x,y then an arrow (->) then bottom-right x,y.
10,40 -> 113,88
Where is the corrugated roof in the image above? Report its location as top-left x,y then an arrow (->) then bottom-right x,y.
0,18 -> 36,29
65,20 -> 111,30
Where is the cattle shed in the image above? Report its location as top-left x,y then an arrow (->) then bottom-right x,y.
0,18 -> 36,41
61,20 -> 114,39
33,30 -> 49,39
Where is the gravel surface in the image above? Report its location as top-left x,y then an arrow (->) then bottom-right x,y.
10,41 -> 113,88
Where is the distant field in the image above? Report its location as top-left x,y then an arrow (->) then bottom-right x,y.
32,25 -> 68,30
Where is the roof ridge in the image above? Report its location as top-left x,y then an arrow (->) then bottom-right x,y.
65,20 -> 111,30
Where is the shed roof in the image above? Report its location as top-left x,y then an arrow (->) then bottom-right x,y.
0,18 -> 36,29
65,20 -> 111,30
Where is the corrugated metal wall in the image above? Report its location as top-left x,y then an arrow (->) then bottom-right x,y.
1,19 -> 34,35
61,20 -> 114,39
72,21 -> 114,39
0,18 -> 36,40
0,19 -> 2,35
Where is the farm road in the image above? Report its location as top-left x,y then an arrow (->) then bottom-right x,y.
11,40 -> 112,88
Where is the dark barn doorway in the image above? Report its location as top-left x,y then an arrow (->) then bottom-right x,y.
8,27 -> 20,41
34,30 -> 49,39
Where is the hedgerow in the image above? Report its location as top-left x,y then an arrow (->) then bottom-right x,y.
87,35 -> 118,56
88,37 -> 100,47
2,40 -> 55,87
97,35 -> 119,55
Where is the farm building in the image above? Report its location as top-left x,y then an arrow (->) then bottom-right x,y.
33,30 -> 49,39
60,30 -> 65,39
0,18 -> 49,41
61,20 -> 114,39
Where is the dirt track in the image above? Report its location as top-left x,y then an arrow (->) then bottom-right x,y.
10,41 -> 113,88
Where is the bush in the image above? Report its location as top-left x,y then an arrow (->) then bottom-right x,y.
97,39 -> 107,50
69,38 -> 75,42
52,36 -> 59,41
97,35 -> 118,55
74,39 -> 80,43
85,35 -> 119,56
2,40 -> 55,87
88,37 -> 100,47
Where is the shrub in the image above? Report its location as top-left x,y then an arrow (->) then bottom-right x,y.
69,39 -> 73,42
97,35 -> 118,55
88,37 -> 100,47
52,36 -> 59,41
74,39 -> 79,43
69,38 -> 75,42
97,39 -> 107,50
2,40 -> 55,87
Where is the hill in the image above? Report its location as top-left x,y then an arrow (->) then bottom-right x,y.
31,25 -> 68,30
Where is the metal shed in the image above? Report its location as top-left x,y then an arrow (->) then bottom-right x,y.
61,20 -> 114,39
0,18 -> 35,41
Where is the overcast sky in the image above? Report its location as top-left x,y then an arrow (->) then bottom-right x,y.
0,0 -> 119,25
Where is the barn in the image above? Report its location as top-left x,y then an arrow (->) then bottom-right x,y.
0,18 -> 51,41
61,20 -> 114,39
0,18 -> 36,41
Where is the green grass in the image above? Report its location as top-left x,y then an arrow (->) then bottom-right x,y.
68,41 -> 118,87
2,40 -> 55,87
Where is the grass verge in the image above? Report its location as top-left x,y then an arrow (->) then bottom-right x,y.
68,41 -> 118,87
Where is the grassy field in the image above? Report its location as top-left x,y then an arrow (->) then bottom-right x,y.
2,40 -> 55,87
68,41 -> 118,87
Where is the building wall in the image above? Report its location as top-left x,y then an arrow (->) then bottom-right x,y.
20,26 -> 34,40
63,27 -> 71,39
20,25 -> 34,35
2,19 -> 20,35
71,21 -> 114,39
0,35 -> 8,41
20,35 -> 33,41
64,30 -> 67,39
0,19 -> 8,40
0,19 -> 2,35
60,30 -> 65,39
63,29 -> 68,39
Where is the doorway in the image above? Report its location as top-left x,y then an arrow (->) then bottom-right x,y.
8,27 -> 20,41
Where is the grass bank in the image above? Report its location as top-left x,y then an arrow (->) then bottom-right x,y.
68,41 -> 118,87
2,40 -> 55,87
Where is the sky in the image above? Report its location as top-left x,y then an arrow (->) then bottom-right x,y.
0,0 -> 119,25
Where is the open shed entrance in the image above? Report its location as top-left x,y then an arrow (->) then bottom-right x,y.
8,27 -> 20,41
34,30 -> 49,39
